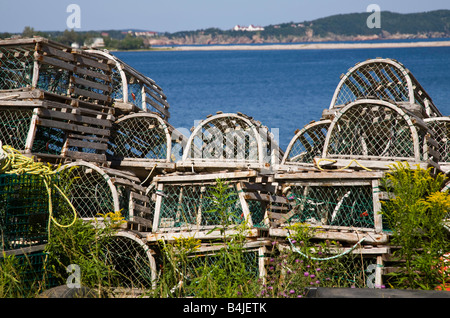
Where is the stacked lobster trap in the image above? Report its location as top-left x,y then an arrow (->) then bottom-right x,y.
1,36 -> 449,293
0,37 -> 184,292
0,36 -> 182,222
272,57 -> 450,288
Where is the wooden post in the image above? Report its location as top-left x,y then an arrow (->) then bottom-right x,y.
375,255 -> 384,289
141,85 -> 147,111
236,182 -> 253,228
152,183 -> 164,232
258,246 -> 268,283
24,108 -> 39,154
32,43 -> 40,88
372,179 -> 383,233
196,186 -> 204,226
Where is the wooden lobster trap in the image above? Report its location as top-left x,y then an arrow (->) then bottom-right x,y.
146,170 -> 261,239
270,170 -> 389,245
143,168 -> 316,243
102,230 -> 158,291
329,57 -> 441,118
177,112 -> 282,172
85,49 -> 170,120
0,88 -> 114,164
106,112 -> 186,179
0,37 -> 118,164
56,161 -> 152,230
318,99 -> 440,171
0,37 -> 113,105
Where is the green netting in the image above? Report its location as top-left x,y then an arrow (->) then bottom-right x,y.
154,244 -> 260,297
157,183 -> 244,229
326,103 -> 416,159
270,243 -> 380,289
107,115 -> 168,160
187,249 -> 259,278
0,173 -> 57,251
285,184 -> 375,228
0,251 -> 58,293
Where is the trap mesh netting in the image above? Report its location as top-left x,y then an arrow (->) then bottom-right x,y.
182,113 -> 281,168
275,243 -> 380,289
425,117 -> 450,164
179,248 -> 260,281
283,120 -> 330,165
282,184 -> 375,229
0,173 -> 57,251
86,49 -> 171,119
0,43 -> 35,90
0,109 -> 33,151
156,183 -> 245,229
0,39 -> 113,104
102,232 -> 156,288
330,58 -> 440,118
323,100 -> 422,161
107,113 -> 170,161
57,163 -> 122,219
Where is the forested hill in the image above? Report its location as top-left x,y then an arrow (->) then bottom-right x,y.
150,10 -> 450,45
2,10 -> 450,49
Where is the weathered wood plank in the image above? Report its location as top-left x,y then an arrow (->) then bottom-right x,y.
69,87 -> 111,103
73,53 -> 111,72
35,54 -> 111,82
275,171 -> 385,180
40,44 -> 74,62
269,227 -> 389,244
152,170 -> 258,182
240,182 -> 277,193
144,85 -> 169,108
66,138 -> 108,151
243,192 -> 289,204
68,133 -> 110,143
130,191 -> 150,203
0,100 -> 44,107
36,118 -> 110,136
131,216 -> 153,229
70,75 -> 111,93
144,95 -> 170,118
64,150 -> 106,162
146,228 -> 260,242
37,108 -> 112,127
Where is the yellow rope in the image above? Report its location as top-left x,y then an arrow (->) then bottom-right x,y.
315,158 -> 372,171
0,144 -> 78,230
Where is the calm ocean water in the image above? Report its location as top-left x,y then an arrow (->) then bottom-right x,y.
114,46 -> 450,150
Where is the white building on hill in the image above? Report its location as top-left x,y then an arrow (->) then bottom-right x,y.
232,24 -> 265,31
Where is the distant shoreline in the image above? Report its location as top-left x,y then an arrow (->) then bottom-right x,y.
164,40 -> 450,51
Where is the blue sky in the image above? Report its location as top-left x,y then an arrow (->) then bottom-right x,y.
1,0 -> 450,33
